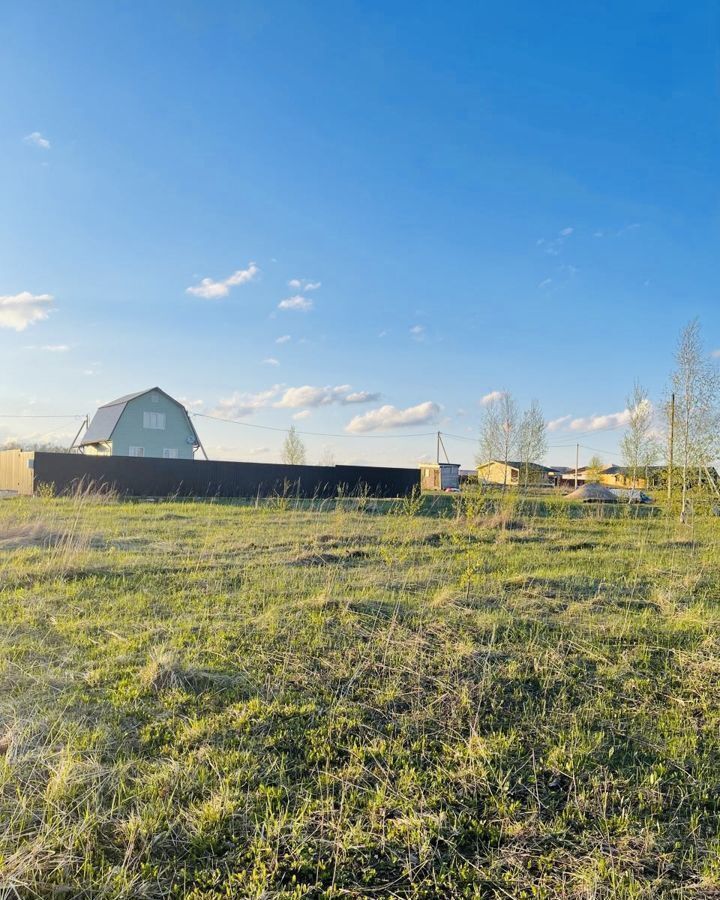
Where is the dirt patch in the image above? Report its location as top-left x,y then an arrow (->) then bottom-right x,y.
548,541 -> 596,552
141,648 -> 249,695
483,514 -> 525,530
0,523 -> 62,550
287,549 -> 370,566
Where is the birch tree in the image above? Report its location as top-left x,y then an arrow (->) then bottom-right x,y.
670,319 -> 720,520
477,392 -> 518,489
585,455 -> 604,483
281,426 -> 307,465
517,399 -> 548,486
620,382 -> 659,488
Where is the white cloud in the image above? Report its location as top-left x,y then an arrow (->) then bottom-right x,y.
594,224 -> 640,240
344,390 -> 377,403
569,409 -> 631,432
410,324 -> 425,340
278,295 -> 313,312
288,278 -> 321,291
0,292 -> 54,331
712,349 -> 720,359
248,446 -> 270,456
211,387 -> 281,419
537,227 -> 574,256
24,343 -> 68,352
209,383 -> 377,418
293,410 -> 311,420
24,132 -> 50,149
263,357 -> 280,366
275,384 -> 379,409
480,390 -> 505,406
276,334 -> 291,344
547,415 -> 572,432
186,262 -> 259,299
346,401 -> 441,434
538,278 -> 553,289
178,396 -> 204,411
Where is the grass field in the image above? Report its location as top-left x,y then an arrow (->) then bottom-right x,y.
1,491 -> 720,898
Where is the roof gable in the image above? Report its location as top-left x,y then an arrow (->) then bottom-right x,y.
80,387 -> 200,447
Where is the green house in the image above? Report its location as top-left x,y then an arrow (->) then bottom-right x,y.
79,387 -> 202,459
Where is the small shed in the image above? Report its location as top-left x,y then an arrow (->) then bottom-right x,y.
565,483 -> 618,503
420,462 -> 460,491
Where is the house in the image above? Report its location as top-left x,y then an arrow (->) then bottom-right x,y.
558,465 -> 649,489
420,462 -> 460,491
78,388 -> 202,459
477,460 -> 557,486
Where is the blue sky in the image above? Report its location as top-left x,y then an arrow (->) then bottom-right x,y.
2,0 -> 719,467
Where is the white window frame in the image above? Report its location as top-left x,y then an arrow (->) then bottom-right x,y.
162,448 -> 178,459
129,446 -> 145,457
143,411 -> 166,430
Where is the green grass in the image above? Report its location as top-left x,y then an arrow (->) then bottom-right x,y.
1,491 -> 720,898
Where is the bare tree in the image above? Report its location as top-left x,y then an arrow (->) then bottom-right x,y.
620,381 -> 659,489
317,446 -> 336,467
517,399 -> 548,486
670,319 -> 720,520
281,426 -> 307,466
476,392 -> 518,489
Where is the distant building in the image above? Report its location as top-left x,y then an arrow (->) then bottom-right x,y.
558,465 -> 649,489
420,462 -> 460,490
477,460 -> 558,486
79,388 -> 201,459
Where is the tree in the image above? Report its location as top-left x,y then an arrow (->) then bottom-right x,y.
620,381 -> 659,488
281,426 -> 307,466
517,399 -> 548,486
585,455 -> 604,483
317,446 -> 336,467
476,392 -> 518,489
669,319 -> 720,520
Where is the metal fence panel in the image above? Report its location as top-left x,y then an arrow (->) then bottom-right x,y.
31,453 -> 419,498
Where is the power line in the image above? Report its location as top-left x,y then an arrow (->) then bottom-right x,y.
0,414 -> 84,419
192,412 -> 438,439
438,431 -> 477,443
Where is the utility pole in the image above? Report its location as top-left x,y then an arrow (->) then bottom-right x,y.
436,431 -> 440,464
667,392 -> 675,503
575,443 -> 579,489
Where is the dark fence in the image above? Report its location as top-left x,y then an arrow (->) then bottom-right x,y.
31,453 -> 420,499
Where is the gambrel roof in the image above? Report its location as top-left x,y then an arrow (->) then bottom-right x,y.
80,387 -> 200,447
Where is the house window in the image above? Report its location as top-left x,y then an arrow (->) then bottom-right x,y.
143,411 -> 166,430
163,448 -> 178,459
129,446 -> 145,457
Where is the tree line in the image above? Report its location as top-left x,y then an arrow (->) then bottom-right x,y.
475,318 -> 720,518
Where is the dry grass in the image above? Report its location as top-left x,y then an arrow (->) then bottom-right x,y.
1,491 -> 719,898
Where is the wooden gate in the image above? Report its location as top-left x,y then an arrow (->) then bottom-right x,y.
0,450 -> 35,495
